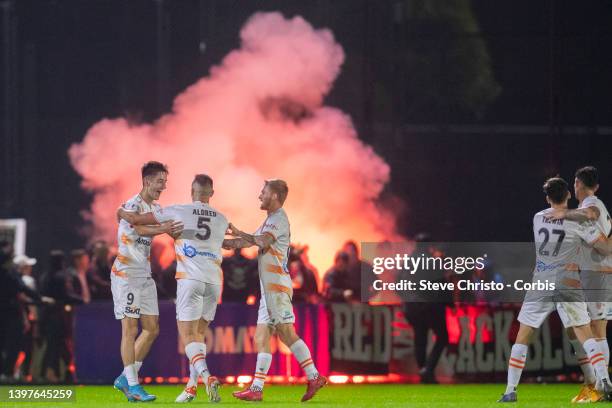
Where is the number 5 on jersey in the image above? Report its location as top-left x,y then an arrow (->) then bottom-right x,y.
196,216 -> 211,240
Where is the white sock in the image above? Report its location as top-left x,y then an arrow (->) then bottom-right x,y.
584,338 -> 610,383
505,344 -> 527,394
570,339 -> 597,384
134,361 -> 143,373
124,364 -> 139,386
598,338 -> 610,366
185,342 -> 210,383
251,353 -> 272,391
290,339 -> 319,380
186,363 -> 199,388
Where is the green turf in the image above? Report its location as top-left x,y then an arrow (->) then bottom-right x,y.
0,383 -> 597,407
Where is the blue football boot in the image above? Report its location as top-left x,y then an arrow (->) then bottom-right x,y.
127,384 -> 157,402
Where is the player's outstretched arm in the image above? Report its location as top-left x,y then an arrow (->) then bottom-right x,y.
222,238 -> 253,249
117,207 -> 159,226
134,221 -> 184,237
548,206 -> 600,222
228,223 -> 275,249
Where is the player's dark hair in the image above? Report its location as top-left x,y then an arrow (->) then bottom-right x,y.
193,174 -> 213,189
543,177 -> 569,204
265,179 -> 289,205
575,166 -> 599,189
141,161 -> 168,180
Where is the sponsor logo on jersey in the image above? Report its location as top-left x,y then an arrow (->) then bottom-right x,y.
182,243 -> 218,260
125,306 -> 141,315
535,260 -> 563,273
136,237 -> 152,247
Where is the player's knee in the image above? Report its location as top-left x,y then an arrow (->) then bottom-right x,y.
122,322 -> 139,339
144,324 -> 160,339
254,330 -> 269,350
277,325 -> 298,345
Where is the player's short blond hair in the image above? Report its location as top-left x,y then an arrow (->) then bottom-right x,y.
265,179 -> 289,205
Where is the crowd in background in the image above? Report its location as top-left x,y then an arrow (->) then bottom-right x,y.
0,238 -> 368,384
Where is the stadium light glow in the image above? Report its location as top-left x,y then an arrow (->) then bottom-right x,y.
329,375 -> 349,384
237,375 -> 252,384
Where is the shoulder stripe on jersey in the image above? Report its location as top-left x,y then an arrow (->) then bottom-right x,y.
175,271 -> 187,279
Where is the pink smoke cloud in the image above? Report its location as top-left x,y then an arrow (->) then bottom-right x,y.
69,12 -> 401,277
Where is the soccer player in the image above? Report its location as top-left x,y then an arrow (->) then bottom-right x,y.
118,174 -> 228,403
111,161 -> 183,402
547,166 -> 612,402
224,179 -> 327,402
498,177 -> 612,403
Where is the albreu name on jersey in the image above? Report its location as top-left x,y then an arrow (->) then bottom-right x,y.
532,208 -> 602,282
112,194 -> 159,278
153,201 -> 228,285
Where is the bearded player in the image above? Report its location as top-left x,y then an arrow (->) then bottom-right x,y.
118,174 -> 229,403
224,179 -> 327,402
548,166 -> 612,402
111,161 -> 183,402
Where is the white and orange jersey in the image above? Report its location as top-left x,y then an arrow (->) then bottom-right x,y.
153,201 -> 228,285
256,208 -> 292,297
579,195 -> 612,272
533,208 -> 602,280
112,194 -> 160,278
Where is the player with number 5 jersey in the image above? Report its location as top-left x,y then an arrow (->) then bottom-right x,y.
118,174 -> 228,403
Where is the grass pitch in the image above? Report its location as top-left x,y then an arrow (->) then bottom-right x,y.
1,383 -> 594,407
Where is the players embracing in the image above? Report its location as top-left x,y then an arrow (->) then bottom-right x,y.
118,174 -> 228,403
499,174 -> 612,403
548,166 -> 612,402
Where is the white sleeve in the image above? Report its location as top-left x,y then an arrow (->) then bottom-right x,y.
121,198 -> 139,213
581,196 -> 598,209
153,205 -> 178,223
575,221 -> 605,245
259,214 -> 285,241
